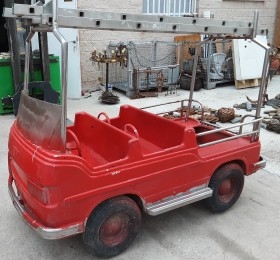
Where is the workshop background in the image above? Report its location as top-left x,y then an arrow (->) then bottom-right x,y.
77,0 -> 279,90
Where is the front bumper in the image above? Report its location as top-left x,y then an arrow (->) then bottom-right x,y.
8,175 -> 84,240
253,156 -> 266,173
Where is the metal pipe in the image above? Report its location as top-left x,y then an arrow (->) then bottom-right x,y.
238,114 -> 256,134
105,62 -> 109,91
197,117 -> 262,137
141,99 -> 187,110
251,38 -> 270,141
51,0 -> 68,151
23,29 -> 35,91
252,10 -> 259,39
53,28 -> 68,152
52,0 -> 59,27
251,38 -> 270,118
186,39 -> 209,119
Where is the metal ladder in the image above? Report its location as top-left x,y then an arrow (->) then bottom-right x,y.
4,2 -> 267,36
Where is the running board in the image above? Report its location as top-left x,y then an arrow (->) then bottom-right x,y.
145,187 -> 213,216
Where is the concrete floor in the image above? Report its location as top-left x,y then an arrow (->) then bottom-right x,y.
0,76 -> 279,259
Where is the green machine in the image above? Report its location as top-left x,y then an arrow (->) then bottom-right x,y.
0,57 -> 14,114
0,55 -> 61,114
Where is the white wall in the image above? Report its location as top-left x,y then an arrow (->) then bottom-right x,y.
199,0 -> 277,43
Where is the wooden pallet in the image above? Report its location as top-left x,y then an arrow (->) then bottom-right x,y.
235,78 -> 260,89
174,34 -> 201,66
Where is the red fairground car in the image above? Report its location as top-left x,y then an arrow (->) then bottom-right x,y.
5,2 -> 268,258
8,97 -> 266,257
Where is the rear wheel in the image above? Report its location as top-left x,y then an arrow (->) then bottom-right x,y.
207,163 -> 244,213
83,196 -> 141,258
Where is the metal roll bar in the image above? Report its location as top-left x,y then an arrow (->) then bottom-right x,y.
4,1 -> 270,152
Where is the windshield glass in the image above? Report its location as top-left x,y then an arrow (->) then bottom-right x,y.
17,90 -> 64,151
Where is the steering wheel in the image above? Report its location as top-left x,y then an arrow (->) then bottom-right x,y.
97,112 -> 111,124
66,129 -> 82,157
123,124 -> 139,138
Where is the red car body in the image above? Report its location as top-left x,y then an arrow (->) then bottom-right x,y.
8,104 -> 265,240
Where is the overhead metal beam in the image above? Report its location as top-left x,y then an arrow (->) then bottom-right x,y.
4,4 -> 268,37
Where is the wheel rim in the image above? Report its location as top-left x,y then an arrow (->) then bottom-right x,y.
99,213 -> 130,246
218,177 -> 236,203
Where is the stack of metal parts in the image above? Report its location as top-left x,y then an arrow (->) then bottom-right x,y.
105,41 -> 180,97
181,39 -> 234,90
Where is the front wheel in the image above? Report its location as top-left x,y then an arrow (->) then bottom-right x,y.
83,196 -> 141,258
207,163 -> 244,213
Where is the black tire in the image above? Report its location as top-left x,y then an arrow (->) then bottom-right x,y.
83,196 -> 141,258
207,163 -> 244,213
